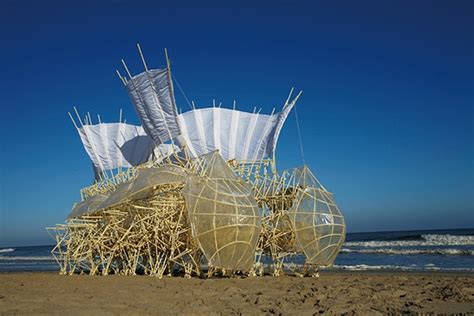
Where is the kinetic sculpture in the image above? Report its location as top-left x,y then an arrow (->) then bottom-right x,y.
47,45 -> 345,277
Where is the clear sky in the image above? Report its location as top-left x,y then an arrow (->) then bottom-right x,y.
0,0 -> 473,247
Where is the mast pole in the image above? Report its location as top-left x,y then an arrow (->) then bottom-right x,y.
164,48 -> 179,146
164,48 -> 177,107
121,59 -> 133,79
116,69 -> 127,85
164,48 -> 171,70
73,106 -> 85,126
68,112 -> 79,129
284,87 -> 295,107
137,43 -> 149,71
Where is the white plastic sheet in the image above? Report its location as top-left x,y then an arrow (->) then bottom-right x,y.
78,123 -> 153,173
177,107 -> 293,161
126,69 -> 181,145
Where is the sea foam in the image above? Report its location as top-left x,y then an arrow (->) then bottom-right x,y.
329,264 -> 474,272
344,234 -> 474,248
0,256 -> 55,261
340,247 -> 474,256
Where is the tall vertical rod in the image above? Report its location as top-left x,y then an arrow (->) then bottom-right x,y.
73,106 -> 85,127
68,112 -> 79,129
121,59 -> 133,79
284,87 -> 295,107
164,48 -> 178,145
137,43 -> 149,71
164,48 -> 171,69
116,69 -> 127,85
270,105 -> 277,174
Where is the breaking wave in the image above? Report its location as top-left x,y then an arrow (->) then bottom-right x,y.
345,234 -> 474,247
0,248 -> 15,253
340,248 -> 474,256
330,264 -> 474,272
0,256 -> 55,261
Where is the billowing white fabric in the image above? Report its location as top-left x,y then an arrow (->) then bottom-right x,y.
125,69 -> 180,145
78,123 -> 154,172
177,106 -> 294,161
268,102 -> 295,159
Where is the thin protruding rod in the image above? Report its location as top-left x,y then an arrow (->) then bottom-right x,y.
271,154 -> 277,175
73,106 -> 85,127
284,87 -> 295,107
292,90 -> 303,105
116,69 -> 127,85
212,99 -> 216,107
164,48 -> 171,69
163,48 -> 180,135
137,43 -> 149,71
97,114 -> 102,124
121,59 -> 133,79
191,101 -> 196,110
87,112 -> 92,125
68,112 -> 79,129
119,108 -> 123,123
233,100 -> 236,110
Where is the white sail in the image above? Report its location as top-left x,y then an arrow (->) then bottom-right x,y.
119,47 -> 300,163
77,123 -> 154,173
177,100 -> 296,161
125,69 -> 181,145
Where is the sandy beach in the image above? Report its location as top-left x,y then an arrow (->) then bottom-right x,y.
0,271 -> 472,315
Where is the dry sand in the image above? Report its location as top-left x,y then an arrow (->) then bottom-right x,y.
0,271 -> 473,315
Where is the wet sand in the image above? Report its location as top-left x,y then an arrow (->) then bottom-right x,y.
0,271 -> 473,315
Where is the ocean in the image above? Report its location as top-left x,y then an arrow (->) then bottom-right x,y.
1,228 -> 473,273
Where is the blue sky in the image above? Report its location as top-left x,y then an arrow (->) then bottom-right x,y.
0,0 -> 473,246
